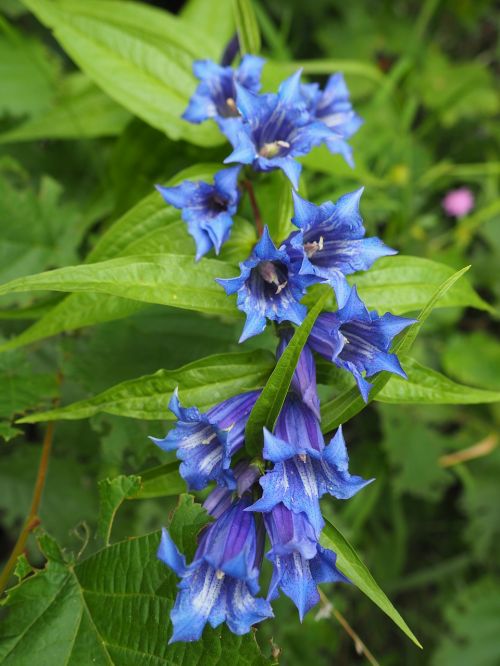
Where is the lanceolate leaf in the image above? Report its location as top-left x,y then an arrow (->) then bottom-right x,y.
350,256 -> 491,314
0,254 -> 239,316
317,357 -> 500,405
321,519 -> 422,648
0,503 -> 272,664
244,288 -> 331,456
320,266 -> 472,432
24,0 -> 225,146
133,462 -> 185,500
98,475 -> 141,546
233,0 -> 261,55
17,350 -> 274,423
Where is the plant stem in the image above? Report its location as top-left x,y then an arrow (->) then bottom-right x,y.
0,421 -> 55,595
242,179 -> 263,236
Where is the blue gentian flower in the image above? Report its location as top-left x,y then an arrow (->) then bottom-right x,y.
304,73 -> 363,167
249,407 -> 370,534
183,56 -> 265,126
158,494 -> 272,643
286,189 -> 396,307
151,388 -> 260,490
277,329 -> 321,419
217,226 -> 311,342
222,70 -> 332,189
264,504 -> 348,620
308,286 -> 416,401
203,459 -> 261,519
156,166 -> 241,260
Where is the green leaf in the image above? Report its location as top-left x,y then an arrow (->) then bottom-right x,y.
442,331 -> 500,391
244,288 -> 330,456
24,0 -> 225,146
321,519 -> 422,648
181,0 -> 234,48
0,73 -> 130,143
98,475 -> 141,545
233,0 -> 261,55
320,266 -> 472,432
0,505 -> 272,664
0,253 -> 239,316
350,256 -> 491,315
133,462 -> 185,500
18,350 -> 274,423
0,164 -> 223,353
318,357 -> 500,405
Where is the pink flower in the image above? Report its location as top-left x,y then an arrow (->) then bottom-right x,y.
442,188 -> 475,218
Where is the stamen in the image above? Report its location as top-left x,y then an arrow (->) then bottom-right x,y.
298,453 -> 308,463
216,569 -> 225,580
201,431 -> 218,445
225,97 -> 238,115
259,140 -> 290,158
258,261 -> 288,295
304,236 -> 324,258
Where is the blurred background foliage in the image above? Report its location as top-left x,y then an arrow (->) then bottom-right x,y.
0,0 -> 499,663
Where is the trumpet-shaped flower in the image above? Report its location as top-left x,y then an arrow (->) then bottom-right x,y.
156,166 -> 241,260
277,329 -> 321,419
158,495 -> 272,642
217,226 -> 311,342
151,389 -> 259,490
286,189 -> 396,307
308,286 -> 415,401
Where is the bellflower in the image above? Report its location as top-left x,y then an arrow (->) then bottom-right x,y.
151,388 -> 259,490
308,286 -> 416,401
222,70 -> 332,189
304,73 -> 363,167
156,166 -> 241,260
158,495 -> 272,643
277,329 -> 320,418
183,55 -> 264,127
264,504 -> 348,620
286,189 -> 396,307
249,413 -> 370,534
203,460 -> 261,519
217,226 -> 311,342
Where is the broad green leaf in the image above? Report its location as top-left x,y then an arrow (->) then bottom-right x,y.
321,519 -> 422,648
244,288 -> 330,456
0,73 -> 130,143
24,0 -> 225,146
98,475 -> 141,545
133,462 -> 185,500
320,266 -> 472,432
0,504 -> 272,664
182,0 -> 234,48
0,253 -> 239,316
233,0 -> 261,55
317,357 -> 500,405
350,256 -> 491,314
0,164 -> 222,353
443,331 -> 500,391
18,350 -> 274,423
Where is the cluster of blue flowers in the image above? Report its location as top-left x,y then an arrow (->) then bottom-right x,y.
153,52 -> 415,643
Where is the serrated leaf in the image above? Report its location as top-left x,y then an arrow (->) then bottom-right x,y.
0,506 -> 271,664
320,266 -> 472,432
98,475 -> 141,545
321,519 -> 422,648
24,0 -> 225,146
18,350 -> 274,423
233,0 -> 261,55
244,288 -> 330,456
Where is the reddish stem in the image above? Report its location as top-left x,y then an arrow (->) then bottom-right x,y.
242,179 -> 264,236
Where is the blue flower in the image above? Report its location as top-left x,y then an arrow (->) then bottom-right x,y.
304,73 -> 363,167
308,286 -> 416,401
158,495 -> 272,642
151,389 -> 260,490
217,226 -> 311,342
203,459 -> 261,519
264,504 -> 348,620
277,328 -> 321,419
221,70 -> 332,189
156,166 -> 241,260
183,56 -> 265,126
249,410 -> 370,534
286,189 -> 396,307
